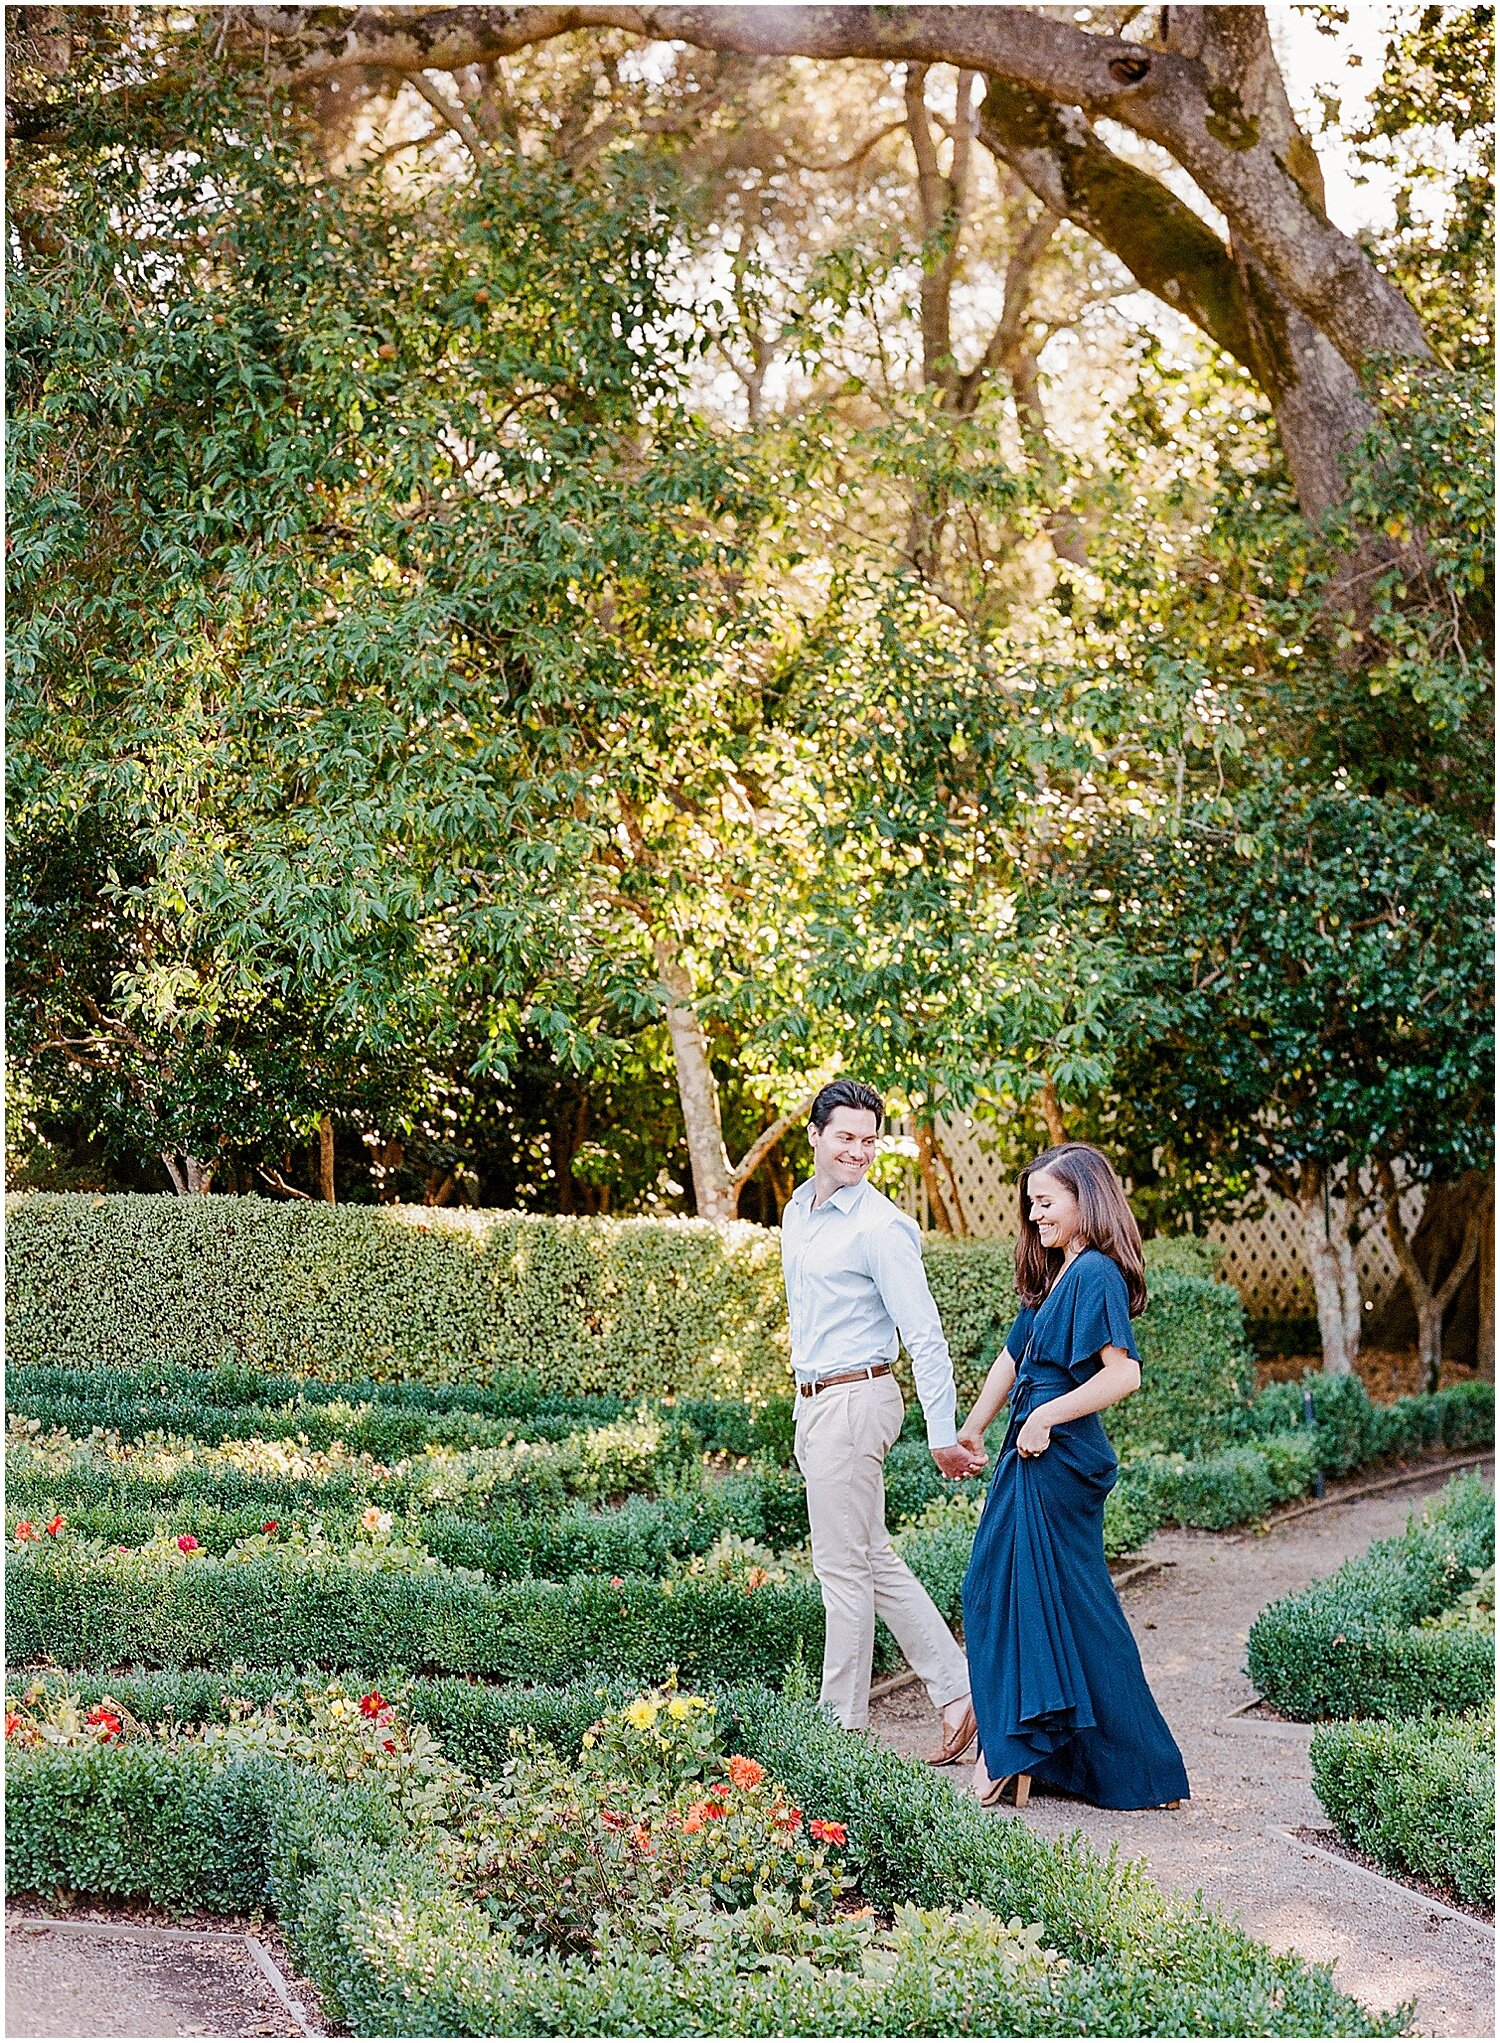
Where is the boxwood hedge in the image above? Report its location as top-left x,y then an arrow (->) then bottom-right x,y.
4,1681 -> 1404,2038
1246,1477 -> 1496,1720
1309,1706 -> 1494,1909
5,1193 -> 1241,1439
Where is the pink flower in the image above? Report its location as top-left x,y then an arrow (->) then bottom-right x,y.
809,1818 -> 846,1847
609,1576 -> 624,1589
176,1534 -> 200,1554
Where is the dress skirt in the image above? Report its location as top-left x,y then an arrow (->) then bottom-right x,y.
961,1358 -> 1189,1810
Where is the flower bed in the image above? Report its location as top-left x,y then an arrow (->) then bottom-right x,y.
4,1673 -> 1402,2037
1246,1477 -> 1495,1720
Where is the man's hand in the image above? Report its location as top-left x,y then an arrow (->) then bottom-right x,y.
932,1442 -> 985,1480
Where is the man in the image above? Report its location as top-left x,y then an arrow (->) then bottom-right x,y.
781,1077 -> 985,1755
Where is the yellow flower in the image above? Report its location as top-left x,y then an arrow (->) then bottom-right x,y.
582,1732 -> 597,1748
666,1697 -> 695,1722
623,1700 -> 659,1731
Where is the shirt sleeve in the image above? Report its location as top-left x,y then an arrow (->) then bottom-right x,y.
865,1213 -> 957,1448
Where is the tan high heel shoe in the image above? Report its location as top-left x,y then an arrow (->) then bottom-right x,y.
927,1701 -> 978,1766
978,1771 -> 1031,1809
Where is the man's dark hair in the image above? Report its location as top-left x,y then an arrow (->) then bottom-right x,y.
809,1079 -> 885,1132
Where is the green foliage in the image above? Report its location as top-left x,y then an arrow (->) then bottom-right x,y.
1309,1706 -> 1494,1909
5,1543 -> 835,1689
4,1675 -> 1402,2037
1247,1477 -> 1496,1719
4,1194 -> 1242,1424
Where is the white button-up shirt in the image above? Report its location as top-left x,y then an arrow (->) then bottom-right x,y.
780,1176 -> 959,1448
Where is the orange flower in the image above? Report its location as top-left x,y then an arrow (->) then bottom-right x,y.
745,1567 -> 769,1591
773,1805 -> 803,1831
13,1521 -> 36,1543
45,1515 -> 65,1537
726,1755 -> 765,1790
809,1818 -> 846,1847
630,1821 -> 654,1854
599,1809 -> 629,1831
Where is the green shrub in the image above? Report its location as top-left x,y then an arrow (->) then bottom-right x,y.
1309,1707 -> 1494,1908
1247,1477 -> 1497,1719
6,1744 -> 294,1913
5,1193 -> 1243,1428
6,1679 -> 1401,2038
1232,1374 -> 1494,1473
5,1361 -> 781,1460
6,1546 -> 836,1687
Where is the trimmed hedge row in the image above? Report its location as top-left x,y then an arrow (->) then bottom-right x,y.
4,1362 -> 781,1460
3,1505 -> 979,1687
4,1681 -> 1403,2037
1309,1707 -> 1494,1908
1231,1374 -> 1495,1474
6,1549 -> 834,1687
5,1193 -> 1241,1438
1246,1477 -> 1496,1720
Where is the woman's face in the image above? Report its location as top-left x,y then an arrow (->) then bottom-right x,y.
1026,1167 -> 1083,1253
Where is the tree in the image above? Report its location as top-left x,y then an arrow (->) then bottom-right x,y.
1082,786 -> 1492,1374
174,2 -> 1450,528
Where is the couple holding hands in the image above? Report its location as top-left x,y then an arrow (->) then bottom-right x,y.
782,1080 -> 1189,1812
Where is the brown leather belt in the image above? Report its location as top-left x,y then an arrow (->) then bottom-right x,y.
797,1363 -> 893,1398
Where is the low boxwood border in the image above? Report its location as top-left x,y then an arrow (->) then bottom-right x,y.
1308,1707 -> 1494,1909
1246,1477 -> 1495,1720
4,1678 -> 1404,2038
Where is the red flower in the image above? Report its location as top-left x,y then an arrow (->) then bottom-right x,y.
5,1710 -> 23,1739
262,1521 -> 279,1535
87,1705 -> 123,1743
773,1805 -> 803,1831
176,1534 -> 200,1554
809,1819 -> 846,1847
599,1808 -> 629,1831
726,1755 -> 765,1790
13,1521 -> 35,1543
358,1690 -> 387,1718
45,1515 -> 65,1537
381,1738 -> 397,1754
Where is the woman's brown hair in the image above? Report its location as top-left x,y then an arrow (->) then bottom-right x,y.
1014,1142 -> 1148,1316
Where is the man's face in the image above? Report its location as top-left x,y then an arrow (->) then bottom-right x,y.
808,1107 -> 880,1188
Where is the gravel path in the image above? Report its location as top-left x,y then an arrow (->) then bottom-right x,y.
872,1462 -> 1495,2039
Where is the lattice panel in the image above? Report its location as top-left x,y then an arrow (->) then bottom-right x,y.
892,1120 -> 1420,1319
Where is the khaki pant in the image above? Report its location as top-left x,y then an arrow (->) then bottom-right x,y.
793,1373 -> 971,1730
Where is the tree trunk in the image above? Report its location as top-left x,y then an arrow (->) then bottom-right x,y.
317,1112 -> 336,1203
1039,1073 -> 1068,1148
915,1120 -> 959,1235
1478,1175 -> 1495,1383
1378,1163 -> 1485,1394
1296,1160 -> 1362,1375
163,1150 -> 215,1195
653,935 -> 737,1221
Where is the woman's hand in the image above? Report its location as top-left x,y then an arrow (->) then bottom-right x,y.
1016,1412 -> 1054,1459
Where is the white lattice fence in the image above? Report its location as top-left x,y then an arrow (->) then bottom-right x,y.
893,1117 -> 1419,1319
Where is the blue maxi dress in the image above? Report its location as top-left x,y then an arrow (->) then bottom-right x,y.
961,1249 -> 1190,1810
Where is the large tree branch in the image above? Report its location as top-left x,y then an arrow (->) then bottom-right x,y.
268,5 -> 1430,373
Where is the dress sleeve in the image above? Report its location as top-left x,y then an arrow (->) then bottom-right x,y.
1064,1256 -> 1140,1367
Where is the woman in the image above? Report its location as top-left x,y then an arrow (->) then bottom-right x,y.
956,1143 -> 1189,1812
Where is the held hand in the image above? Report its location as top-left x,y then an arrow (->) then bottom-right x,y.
932,1442 -> 985,1480
955,1428 -> 989,1470
1015,1413 -> 1054,1459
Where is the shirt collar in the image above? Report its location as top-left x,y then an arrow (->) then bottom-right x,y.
795,1176 -> 868,1214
